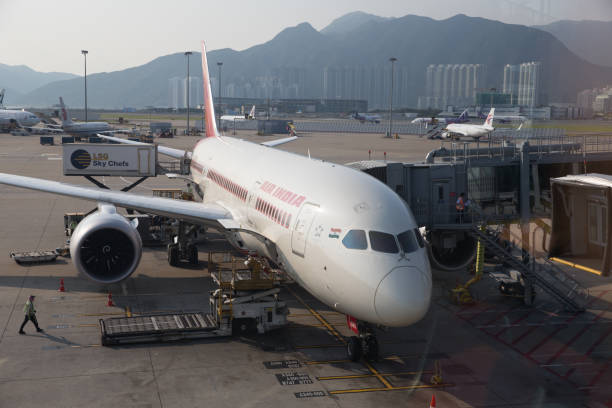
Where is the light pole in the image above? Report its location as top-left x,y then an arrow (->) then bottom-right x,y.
216,62 -> 223,129
81,50 -> 88,122
387,57 -> 397,138
185,51 -> 192,135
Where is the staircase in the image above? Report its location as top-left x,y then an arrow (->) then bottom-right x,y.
469,210 -> 589,312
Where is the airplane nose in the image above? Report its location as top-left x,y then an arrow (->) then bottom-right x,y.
374,266 -> 432,327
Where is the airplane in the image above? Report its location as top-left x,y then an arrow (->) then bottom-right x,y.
0,89 -> 41,130
411,109 -> 469,125
441,108 -> 495,140
478,111 -> 525,124
351,112 -> 381,124
0,88 -> 41,129
43,97 -> 125,136
0,43 -> 432,361
220,105 -> 256,122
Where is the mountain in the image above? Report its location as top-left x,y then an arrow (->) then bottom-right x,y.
321,11 -> 393,36
0,64 -> 78,95
9,13 -> 612,108
534,20 -> 612,67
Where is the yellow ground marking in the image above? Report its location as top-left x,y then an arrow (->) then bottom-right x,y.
125,306 -> 132,317
317,370 -> 433,381
329,383 -> 453,395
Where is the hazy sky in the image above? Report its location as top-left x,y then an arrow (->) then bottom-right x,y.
1,0 -> 611,75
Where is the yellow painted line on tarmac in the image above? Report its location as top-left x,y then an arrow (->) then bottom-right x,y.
550,257 -> 603,275
317,370 -> 433,381
78,324 -> 98,327
288,323 -> 328,328
295,343 -> 345,349
125,306 -> 132,317
328,383 -> 454,395
70,344 -> 101,348
78,313 -> 124,317
287,287 -> 345,344
364,361 -> 392,389
305,359 -> 350,365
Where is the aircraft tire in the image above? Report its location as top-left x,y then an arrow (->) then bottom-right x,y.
168,243 -> 179,266
347,336 -> 362,362
188,244 -> 198,265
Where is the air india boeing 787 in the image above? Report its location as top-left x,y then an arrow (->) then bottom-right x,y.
0,42 -> 431,360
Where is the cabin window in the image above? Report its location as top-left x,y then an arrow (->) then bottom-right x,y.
397,230 -> 419,254
342,230 -> 368,250
369,231 -> 399,253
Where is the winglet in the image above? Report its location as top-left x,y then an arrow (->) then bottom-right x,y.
201,42 -> 219,138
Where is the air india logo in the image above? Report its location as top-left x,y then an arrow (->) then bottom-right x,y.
70,149 -> 91,169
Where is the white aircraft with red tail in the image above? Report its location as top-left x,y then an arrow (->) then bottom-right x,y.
0,43 -> 431,360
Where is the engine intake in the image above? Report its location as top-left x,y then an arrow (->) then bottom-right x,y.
70,204 -> 142,283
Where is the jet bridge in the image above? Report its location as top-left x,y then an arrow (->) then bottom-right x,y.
350,131 -> 612,272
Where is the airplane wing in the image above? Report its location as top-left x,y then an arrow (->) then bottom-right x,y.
261,136 -> 298,147
97,134 -> 190,160
0,172 -> 231,229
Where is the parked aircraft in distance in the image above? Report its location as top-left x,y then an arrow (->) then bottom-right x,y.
411,109 -> 469,125
221,105 -> 256,122
442,108 -> 495,140
0,89 -> 41,129
351,112 -> 381,123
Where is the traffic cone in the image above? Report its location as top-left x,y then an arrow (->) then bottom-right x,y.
107,292 -> 114,307
429,394 -> 436,408
59,279 -> 65,292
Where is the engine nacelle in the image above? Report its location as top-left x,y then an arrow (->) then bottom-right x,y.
426,229 -> 477,271
70,204 -> 142,283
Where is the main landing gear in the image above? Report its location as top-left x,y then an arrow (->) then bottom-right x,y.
346,317 -> 379,362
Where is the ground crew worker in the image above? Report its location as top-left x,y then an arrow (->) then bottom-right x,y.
456,192 -> 466,223
19,295 -> 43,334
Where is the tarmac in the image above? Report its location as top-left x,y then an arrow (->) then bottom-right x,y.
0,130 -> 611,407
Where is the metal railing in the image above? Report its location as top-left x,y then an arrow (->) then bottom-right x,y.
468,205 -> 589,312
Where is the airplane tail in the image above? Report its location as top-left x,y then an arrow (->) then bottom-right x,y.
59,97 -> 73,125
457,109 -> 468,121
483,108 -> 495,128
200,42 -> 220,138
0,88 -> 5,106
249,105 -> 256,119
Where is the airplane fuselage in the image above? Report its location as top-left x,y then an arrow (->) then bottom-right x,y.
445,123 -> 493,139
63,122 -> 112,136
189,136 -> 432,327
0,109 -> 40,128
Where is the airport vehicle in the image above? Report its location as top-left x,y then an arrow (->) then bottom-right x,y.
441,108 -> 495,140
220,105 -> 256,122
100,254 -> 288,345
351,112 -> 381,123
411,109 -> 469,125
0,43 -> 432,361
10,250 -> 58,264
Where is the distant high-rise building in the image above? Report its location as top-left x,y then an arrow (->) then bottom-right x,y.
503,64 -> 520,104
421,63 -> 486,109
517,61 -> 542,107
168,77 -> 183,109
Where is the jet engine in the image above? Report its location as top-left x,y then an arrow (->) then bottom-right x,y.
70,204 -> 142,283
426,229 -> 477,271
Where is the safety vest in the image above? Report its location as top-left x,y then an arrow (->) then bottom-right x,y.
23,300 -> 36,316
456,197 -> 465,211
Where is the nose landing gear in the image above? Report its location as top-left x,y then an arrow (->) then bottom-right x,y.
346,316 -> 379,362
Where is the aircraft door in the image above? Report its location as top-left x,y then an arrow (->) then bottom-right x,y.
291,203 -> 319,257
138,148 -> 150,175
432,181 -> 450,225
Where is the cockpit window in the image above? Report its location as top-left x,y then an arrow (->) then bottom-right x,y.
397,230 -> 419,254
414,228 -> 425,248
369,231 -> 398,253
342,229 -> 368,250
